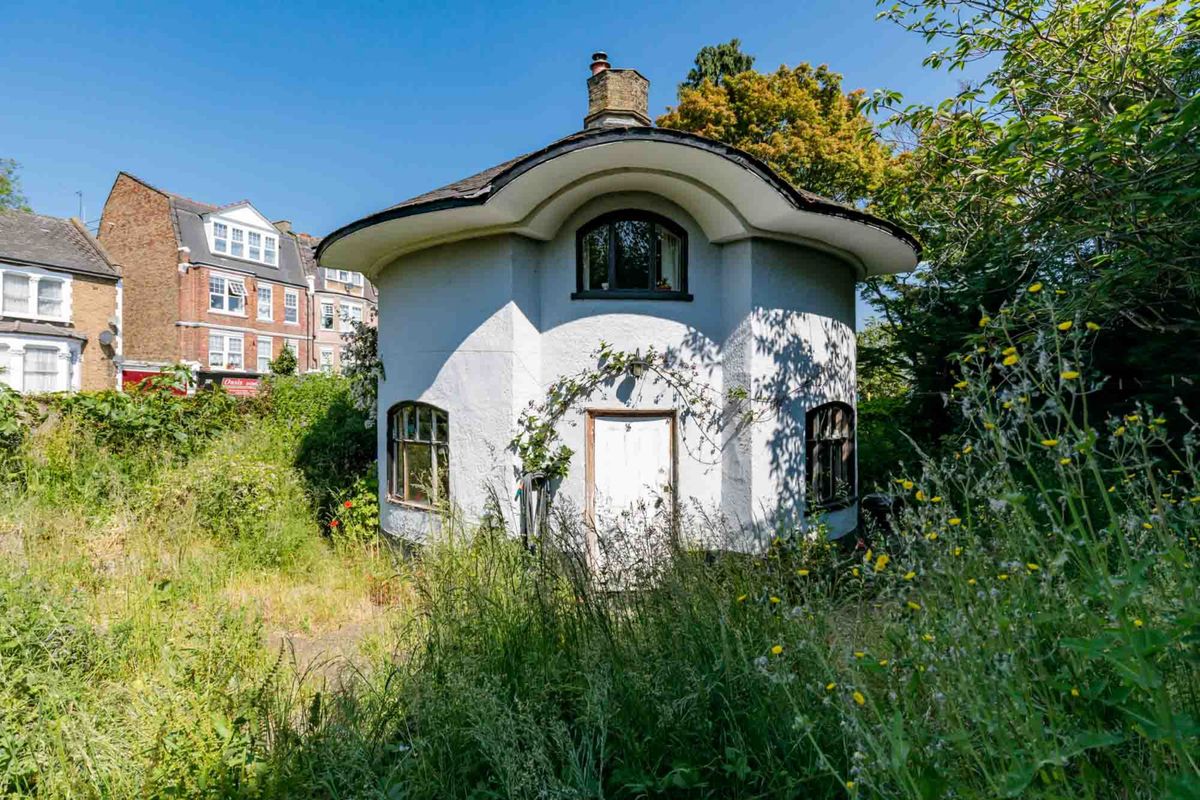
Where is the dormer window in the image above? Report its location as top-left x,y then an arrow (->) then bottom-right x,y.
573,210 -> 690,300
210,219 -> 278,266
213,222 -> 229,254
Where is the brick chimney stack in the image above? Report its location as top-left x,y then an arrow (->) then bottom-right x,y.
584,51 -> 650,129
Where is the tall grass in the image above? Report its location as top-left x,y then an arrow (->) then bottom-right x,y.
290,292 -> 1198,798
1,298 -> 1197,798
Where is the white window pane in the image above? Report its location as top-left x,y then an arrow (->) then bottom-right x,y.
23,347 -> 59,392
37,280 -> 63,317
249,232 -> 261,246
264,249 -> 276,265
209,276 -> 225,310
209,333 -> 224,367
3,273 -> 31,314
231,228 -> 244,257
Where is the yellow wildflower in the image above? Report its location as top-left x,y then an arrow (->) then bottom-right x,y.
797,569 -> 810,577
1003,400 -> 1013,409
902,480 -> 914,490
771,644 -> 783,655
954,380 -> 969,389
852,691 -> 866,706
1026,563 -> 1039,572
854,651 -> 865,659
1057,320 -> 1073,331
826,682 -> 837,691
984,422 -> 996,430
1060,457 -> 1072,465
949,518 -> 962,526
915,490 -> 926,501
931,496 -> 943,503
967,578 -> 977,586
962,445 -> 973,454
979,316 -> 991,327
736,594 -> 747,603
847,780 -> 856,790
922,633 -> 934,642
998,573 -> 1009,581
953,547 -> 963,556
1061,370 -> 1080,380
1071,687 -> 1080,697
926,532 -> 939,541
874,554 -> 890,573
1041,438 -> 1059,447
1154,417 -> 1166,425
907,601 -> 922,611
1086,321 -> 1100,331
878,659 -> 889,667
1028,282 -> 1043,293
1114,426 -> 1126,437
1003,354 -> 1019,366
903,571 -> 916,581
1133,618 -> 1144,628
770,596 -> 781,604
1142,522 -> 1153,530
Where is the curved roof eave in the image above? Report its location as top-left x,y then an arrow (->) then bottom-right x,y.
317,127 -> 919,277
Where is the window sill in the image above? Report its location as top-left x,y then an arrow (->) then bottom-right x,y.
209,309 -> 247,318
386,495 -> 438,513
0,311 -> 72,324
571,290 -> 693,302
257,317 -> 273,323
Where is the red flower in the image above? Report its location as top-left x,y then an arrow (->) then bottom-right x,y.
344,500 -> 353,509
330,519 -> 340,528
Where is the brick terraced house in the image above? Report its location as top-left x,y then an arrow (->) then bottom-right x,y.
99,173 -> 312,394
295,230 -> 377,374
0,210 -> 122,393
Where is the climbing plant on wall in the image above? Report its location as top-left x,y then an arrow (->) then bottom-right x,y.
510,342 -> 764,482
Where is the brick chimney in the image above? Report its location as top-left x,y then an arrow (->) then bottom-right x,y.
584,51 -> 650,129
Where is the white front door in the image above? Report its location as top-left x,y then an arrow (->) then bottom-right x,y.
587,411 -> 675,585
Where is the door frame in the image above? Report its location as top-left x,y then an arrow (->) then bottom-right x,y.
584,408 -> 679,571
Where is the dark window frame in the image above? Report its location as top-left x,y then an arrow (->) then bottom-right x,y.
805,401 -> 857,510
386,401 -> 450,509
572,210 -> 692,301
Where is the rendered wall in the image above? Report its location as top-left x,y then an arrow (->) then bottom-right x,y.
375,192 -> 858,545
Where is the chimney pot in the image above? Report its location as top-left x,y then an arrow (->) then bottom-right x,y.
590,51 -> 610,75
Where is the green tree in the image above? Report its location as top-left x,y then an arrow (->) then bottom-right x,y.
865,0 -> 1200,441
0,160 -> 31,211
681,38 -> 755,89
340,320 -> 384,426
658,60 -> 895,205
269,346 -> 297,376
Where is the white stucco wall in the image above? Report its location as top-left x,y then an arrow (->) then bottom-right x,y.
374,191 -> 857,547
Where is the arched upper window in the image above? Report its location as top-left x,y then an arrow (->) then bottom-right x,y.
573,210 -> 691,301
387,402 -> 449,508
806,402 -> 856,508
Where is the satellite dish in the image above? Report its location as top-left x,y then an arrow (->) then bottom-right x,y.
98,330 -> 115,346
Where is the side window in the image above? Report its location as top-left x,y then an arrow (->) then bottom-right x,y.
806,402 -> 856,507
387,402 -> 450,507
573,210 -> 689,300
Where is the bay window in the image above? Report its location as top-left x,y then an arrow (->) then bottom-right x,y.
23,347 -> 61,393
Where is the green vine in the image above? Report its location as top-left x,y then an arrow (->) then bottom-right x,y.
510,342 -> 763,481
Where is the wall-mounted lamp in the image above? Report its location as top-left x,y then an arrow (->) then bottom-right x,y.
626,349 -> 649,379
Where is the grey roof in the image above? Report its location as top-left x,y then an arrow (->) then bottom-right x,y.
115,173 -> 309,288
0,320 -> 88,340
320,126 -> 919,260
172,200 -> 309,288
0,209 -> 119,280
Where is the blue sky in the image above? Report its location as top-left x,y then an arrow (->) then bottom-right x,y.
3,0 -> 967,323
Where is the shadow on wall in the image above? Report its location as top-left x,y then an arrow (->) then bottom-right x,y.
672,309 -> 854,533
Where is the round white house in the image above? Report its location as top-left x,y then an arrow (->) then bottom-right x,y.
319,53 -> 918,563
